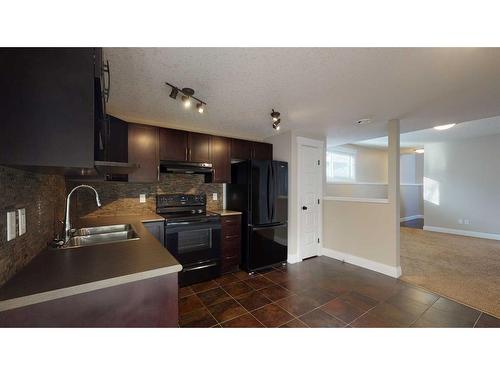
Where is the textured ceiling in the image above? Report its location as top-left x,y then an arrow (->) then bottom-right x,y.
355,115 -> 500,149
104,48 -> 500,142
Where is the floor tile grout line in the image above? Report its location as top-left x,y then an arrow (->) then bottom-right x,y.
219,285 -> 267,327
407,301 -> 436,328
346,305 -> 379,327
472,312 -> 483,328
296,305 -> 349,327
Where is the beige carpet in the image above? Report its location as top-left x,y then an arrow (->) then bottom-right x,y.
400,227 -> 500,318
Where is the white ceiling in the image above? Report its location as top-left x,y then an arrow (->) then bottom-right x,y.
355,115 -> 500,149
104,48 -> 500,142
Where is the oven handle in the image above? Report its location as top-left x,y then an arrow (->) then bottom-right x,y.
166,218 -> 215,226
183,261 -> 218,272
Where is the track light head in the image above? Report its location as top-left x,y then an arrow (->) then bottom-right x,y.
169,87 -> 179,99
271,109 -> 280,120
271,109 -> 281,130
273,118 -> 281,130
196,102 -> 204,114
181,95 -> 191,108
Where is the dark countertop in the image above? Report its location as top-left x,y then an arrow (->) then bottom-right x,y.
0,213 -> 182,312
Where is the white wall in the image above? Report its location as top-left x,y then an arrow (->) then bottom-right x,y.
400,153 -> 423,220
327,144 -> 388,199
323,120 -> 401,277
424,134 -> 500,235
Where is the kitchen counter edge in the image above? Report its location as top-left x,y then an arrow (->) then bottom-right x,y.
0,214 -> 181,312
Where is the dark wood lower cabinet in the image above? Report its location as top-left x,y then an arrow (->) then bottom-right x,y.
0,273 -> 178,327
220,215 -> 242,274
143,220 -> 165,246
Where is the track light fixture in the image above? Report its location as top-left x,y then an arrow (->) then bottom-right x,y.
271,109 -> 281,130
169,87 -> 179,99
182,95 -> 191,108
165,82 -> 206,114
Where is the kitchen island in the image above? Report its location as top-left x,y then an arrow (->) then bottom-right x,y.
0,214 -> 181,327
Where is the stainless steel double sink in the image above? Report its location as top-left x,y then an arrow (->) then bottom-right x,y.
61,224 -> 140,249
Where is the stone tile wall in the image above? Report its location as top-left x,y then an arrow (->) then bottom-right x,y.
0,166 -> 66,286
67,174 -> 224,219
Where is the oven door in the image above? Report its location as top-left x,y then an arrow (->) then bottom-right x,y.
165,218 -> 221,285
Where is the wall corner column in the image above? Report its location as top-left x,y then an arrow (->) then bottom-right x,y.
388,119 -> 401,273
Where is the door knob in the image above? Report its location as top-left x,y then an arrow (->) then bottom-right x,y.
302,206 -> 308,210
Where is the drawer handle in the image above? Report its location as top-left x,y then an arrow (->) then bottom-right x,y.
225,234 -> 239,239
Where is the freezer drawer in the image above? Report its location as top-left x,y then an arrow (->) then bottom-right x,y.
247,223 -> 287,271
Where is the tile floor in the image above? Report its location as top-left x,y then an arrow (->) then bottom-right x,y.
178,256 -> 500,328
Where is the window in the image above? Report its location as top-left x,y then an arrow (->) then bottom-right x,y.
326,148 -> 356,183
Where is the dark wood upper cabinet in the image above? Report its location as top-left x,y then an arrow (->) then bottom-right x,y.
230,139 -> 273,161
231,138 -> 252,160
188,132 -> 211,163
252,141 -> 273,160
106,116 -> 128,163
128,124 -> 159,183
210,136 -> 231,183
159,128 -> 188,161
0,48 -> 95,168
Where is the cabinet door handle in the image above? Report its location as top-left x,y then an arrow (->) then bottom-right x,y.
225,234 -> 239,239
157,165 -> 160,182
103,60 -> 111,102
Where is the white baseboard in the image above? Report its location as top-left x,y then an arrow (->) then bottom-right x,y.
287,254 -> 301,264
321,247 -> 402,278
400,214 -> 424,222
423,225 -> 500,241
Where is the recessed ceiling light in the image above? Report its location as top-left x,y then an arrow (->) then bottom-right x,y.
356,118 -> 372,126
415,148 -> 425,154
434,123 -> 456,131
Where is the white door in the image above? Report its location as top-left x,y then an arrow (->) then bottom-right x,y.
299,143 -> 322,260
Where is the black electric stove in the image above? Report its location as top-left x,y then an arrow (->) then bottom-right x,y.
156,194 -> 221,286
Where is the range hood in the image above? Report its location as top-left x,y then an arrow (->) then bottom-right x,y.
160,161 -> 213,182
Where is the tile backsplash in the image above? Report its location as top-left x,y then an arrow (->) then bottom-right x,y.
0,166 -> 66,287
67,173 -> 224,219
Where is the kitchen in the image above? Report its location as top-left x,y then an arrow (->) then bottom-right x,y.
0,47 -> 288,327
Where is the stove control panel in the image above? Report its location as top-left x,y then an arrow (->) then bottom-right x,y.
157,194 -> 206,208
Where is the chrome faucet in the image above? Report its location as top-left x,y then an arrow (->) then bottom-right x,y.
64,184 -> 101,243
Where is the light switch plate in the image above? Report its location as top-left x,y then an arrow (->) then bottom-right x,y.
139,194 -> 146,203
7,211 -> 16,241
212,193 -> 218,201
18,208 -> 26,236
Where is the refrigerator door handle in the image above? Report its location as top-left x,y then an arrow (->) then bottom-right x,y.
267,162 -> 272,222
271,162 -> 276,221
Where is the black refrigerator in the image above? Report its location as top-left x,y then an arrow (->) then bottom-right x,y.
227,160 -> 288,272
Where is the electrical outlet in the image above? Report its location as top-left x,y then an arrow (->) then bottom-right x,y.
212,193 -> 218,201
7,211 -> 16,241
18,208 -> 26,236
139,194 -> 146,203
